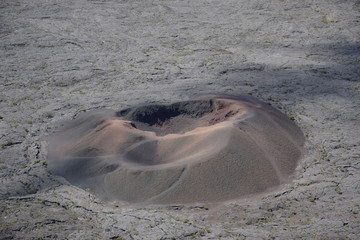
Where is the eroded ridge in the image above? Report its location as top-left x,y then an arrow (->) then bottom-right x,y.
47,95 -> 305,204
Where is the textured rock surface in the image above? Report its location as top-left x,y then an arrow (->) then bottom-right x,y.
1,0 -> 359,239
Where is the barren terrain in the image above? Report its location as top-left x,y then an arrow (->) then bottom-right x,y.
1,0 -> 359,239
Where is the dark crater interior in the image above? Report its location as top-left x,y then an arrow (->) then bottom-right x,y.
116,99 -> 217,135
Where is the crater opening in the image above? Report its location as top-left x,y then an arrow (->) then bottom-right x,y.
47,95 -> 305,204
116,99 -> 241,136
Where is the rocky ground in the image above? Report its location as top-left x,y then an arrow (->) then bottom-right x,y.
0,0 -> 359,239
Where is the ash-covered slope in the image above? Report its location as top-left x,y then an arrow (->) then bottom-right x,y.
47,95 -> 304,204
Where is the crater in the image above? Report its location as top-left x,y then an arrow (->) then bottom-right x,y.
47,95 -> 305,204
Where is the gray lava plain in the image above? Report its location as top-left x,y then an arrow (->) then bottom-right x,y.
1,0 -> 359,239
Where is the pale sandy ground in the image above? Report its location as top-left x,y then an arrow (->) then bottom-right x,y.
0,0 -> 359,239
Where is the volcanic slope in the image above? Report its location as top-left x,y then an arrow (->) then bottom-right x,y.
47,95 -> 305,204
